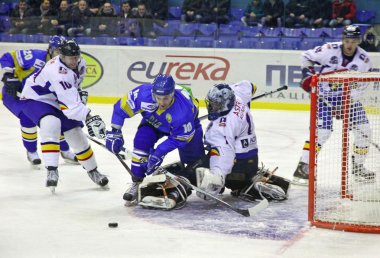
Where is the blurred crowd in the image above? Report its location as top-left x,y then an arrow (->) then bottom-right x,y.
0,0 -> 378,51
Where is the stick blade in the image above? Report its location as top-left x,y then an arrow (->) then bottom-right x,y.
247,198 -> 269,216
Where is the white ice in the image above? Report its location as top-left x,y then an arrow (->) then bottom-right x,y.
0,104 -> 379,258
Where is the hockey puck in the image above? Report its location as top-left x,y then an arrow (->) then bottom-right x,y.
108,222 -> 118,228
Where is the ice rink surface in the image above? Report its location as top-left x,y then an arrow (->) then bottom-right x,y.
0,104 -> 379,258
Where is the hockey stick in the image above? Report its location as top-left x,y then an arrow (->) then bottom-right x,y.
155,166 -> 268,217
86,135 -> 133,175
199,85 -> 288,121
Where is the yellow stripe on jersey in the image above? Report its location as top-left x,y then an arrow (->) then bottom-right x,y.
156,97 -> 175,115
210,148 -> 220,156
10,51 -> 36,81
59,135 -> 65,140
59,103 -> 68,110
353,145 -> 369,155
120,95 -> 136,117
22,131 -> 37,140
41,142 -> 60,153
76,147 -> 93,161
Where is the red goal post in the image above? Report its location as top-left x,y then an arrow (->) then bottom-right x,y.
308,70 -> 380,233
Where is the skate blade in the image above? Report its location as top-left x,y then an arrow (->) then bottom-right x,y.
63,159 -> 80,165
30,164 -> 41,170
124,200 -> 137,207
292,177 -> 308,186
49,186 -> 56,194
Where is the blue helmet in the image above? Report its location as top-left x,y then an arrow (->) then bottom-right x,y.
152,74 -> 175,96
49,35 -> 66,51
206,83 -> 236,121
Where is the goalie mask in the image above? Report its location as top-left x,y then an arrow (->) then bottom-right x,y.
206,83 -> 236,121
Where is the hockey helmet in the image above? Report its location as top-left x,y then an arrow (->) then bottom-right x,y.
48,35 -> 66,57
60,39 -> 81,57
152,74 -> 175,96
205,83 -> 236,121
343,25 -> 361,39
59,39 -> 81,69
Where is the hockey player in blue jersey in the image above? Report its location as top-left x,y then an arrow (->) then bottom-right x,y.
105,74 -> 205,206
0,35 -> 80,168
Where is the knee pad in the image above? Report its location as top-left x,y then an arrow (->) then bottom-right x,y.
39,115 -> 61,142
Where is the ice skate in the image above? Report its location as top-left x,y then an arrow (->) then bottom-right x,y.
60,150 -> 79,165
123,182 -> 140,206
352,162 -> 375,183
27,151 -> 41,169
46,166 -> 59,193
292,161 -> 309,186
87,169 -> 109,188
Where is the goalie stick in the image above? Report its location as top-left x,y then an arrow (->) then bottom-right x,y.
86,136 -> 268,216
154,166 -> 269,217
199,85 -> 288,121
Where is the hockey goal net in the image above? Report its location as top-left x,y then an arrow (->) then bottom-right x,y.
309,70 -> 380,233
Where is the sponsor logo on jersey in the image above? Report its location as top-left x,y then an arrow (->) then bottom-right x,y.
141,102 -> 158,112
126,55 -> 230,85
59,67 -> 67,74
81,52 -> 103,89
329,56 -> 338,64
166,113 -> 172,123
219,117 -> 226,127
350,64 -> 358,71
241,139 -> 249,148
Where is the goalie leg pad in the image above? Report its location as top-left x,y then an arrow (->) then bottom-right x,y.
254,182 -> 287,201
138,175 -> 191,210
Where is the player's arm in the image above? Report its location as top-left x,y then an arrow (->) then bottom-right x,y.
77,58 -> 88,104
111,86 -> 143,129
52,75 -> 91,121
0,52 -> 21,97
230,80 -> 257,104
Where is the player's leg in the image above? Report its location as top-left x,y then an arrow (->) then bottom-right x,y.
350,103 -> 374,182
124,123 -> 160,205
59,134 -> 79,164
62,121 -> 108,188
293,100 -> 333,185
19,112 -> 41,167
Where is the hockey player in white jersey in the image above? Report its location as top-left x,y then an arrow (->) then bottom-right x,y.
293,25 -> 374,185
20,40 -> 108,192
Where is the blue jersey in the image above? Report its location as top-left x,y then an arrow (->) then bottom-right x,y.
0,49 -> 48,87
112,84 -> 200,157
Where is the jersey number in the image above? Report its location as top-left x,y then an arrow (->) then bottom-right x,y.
59,81 -> 73,90
23,50 -> 33,61
183,122 -> 192,133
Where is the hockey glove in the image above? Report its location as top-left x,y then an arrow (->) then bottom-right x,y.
78,89 -> 88,105
86,115 -> 106,139
1,72 -> 21,98
145,154 -> 163,175
300,67 -> 316,93
105,128 -> 124,154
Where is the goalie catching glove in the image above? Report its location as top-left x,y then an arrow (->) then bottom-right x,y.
86,114 -> 106,139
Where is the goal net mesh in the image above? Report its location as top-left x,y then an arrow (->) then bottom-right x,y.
310,71 -> 380,232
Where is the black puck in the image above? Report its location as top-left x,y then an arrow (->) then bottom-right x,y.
108,222 -> 118,228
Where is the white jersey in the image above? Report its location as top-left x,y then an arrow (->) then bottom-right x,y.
205,80 -> 258,177
21,56 -> 90,121
301,41 -> 373,100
